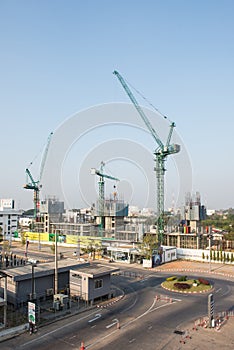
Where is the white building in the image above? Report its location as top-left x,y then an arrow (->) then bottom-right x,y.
0,199 -> 20,240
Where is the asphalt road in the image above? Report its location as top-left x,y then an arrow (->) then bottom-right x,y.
1,268 -> 233,350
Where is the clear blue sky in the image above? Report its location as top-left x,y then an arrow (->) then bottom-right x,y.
0,0 -> 234,211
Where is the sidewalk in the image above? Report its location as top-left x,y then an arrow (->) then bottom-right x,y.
153,259 -> 234,280
165,316 -> 234,349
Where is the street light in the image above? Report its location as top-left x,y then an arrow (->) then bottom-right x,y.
207,233 -> 213,273
77,231 -> 80,261
54,228 -> 58,295
31,263 -> 37,301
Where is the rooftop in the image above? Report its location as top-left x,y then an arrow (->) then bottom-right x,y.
71,263 -> 120,278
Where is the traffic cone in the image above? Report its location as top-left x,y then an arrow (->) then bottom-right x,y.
80,341 -> 85,350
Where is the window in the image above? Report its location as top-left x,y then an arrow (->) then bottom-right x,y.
94,279 -> 103,289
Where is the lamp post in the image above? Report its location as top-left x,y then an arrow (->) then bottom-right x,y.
77,232 -> 80,261
54,229 -> 58,295
0,272 -> 8,328
31,263 -> 37,301
207,232 -> 213,273
38,231 -> 41,251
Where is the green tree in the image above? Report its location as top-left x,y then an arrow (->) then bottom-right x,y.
140,234 -> 158,259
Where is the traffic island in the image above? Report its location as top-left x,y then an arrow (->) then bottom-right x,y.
161,276 -> 213,294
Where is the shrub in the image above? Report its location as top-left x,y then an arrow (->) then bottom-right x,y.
177,276 -> 187,282
174,282 -> 191,290
166,276 -> 177,281
198,278 -> 210,285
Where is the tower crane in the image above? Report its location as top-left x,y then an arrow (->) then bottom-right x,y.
113,70 -> 180,244
91,161 -> 119,230
24,132 -> 53,221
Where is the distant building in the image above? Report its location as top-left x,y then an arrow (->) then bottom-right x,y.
0,198 -> 15,210
181,192 -> 206,233
39,197 -> 65,232
63,208 -> 92,224
94,198 -> 129,232
0,198 -> 20,240
207,209 -> 216,216
141,208 -> 155,217
128,206 -> 140,217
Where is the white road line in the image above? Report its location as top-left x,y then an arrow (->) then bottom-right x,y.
20,309 -> 105,348
129,338 -> 136,343
106,318 -> 118,329
88,314 -> 102,323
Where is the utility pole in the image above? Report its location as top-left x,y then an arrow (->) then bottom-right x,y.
0,272 -> 8,328
54,229 -> 58,295
31,263 -> 37,301
77,236 -> 80,261
4,272 -> 7,327
207,227 -> 213,273
38,231 -> 41,251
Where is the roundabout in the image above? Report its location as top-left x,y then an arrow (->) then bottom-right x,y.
161,275 -> 213,293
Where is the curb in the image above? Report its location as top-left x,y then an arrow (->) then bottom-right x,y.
155,268 -> 234,280
161,283 -> 214,294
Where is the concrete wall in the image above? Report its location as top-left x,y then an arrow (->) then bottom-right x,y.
177,247 -> 234,263
88,274 -> 110,301
0,271 -> 70,307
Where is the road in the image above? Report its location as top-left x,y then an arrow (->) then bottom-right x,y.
1,266 -> 233,350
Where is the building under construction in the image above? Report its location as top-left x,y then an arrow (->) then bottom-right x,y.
93,198 -> 129,231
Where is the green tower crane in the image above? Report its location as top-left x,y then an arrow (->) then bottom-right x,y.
24,168 -> 40,220
24,132 -> 53,221
91,161 -> 119,231
113,70 -> 180,245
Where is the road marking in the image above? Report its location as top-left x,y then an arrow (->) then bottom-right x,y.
69,335 -> 77,340
86,300 -> 175,349
88,314 -> 102,323
20,309 -> 106,347
106,318 -> 118,329
215,288 -> 222,293
129,338 -> 136,343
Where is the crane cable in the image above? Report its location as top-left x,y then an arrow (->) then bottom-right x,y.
124,77 -> 173,124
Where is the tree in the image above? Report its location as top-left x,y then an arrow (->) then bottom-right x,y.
140,234 -> 158,259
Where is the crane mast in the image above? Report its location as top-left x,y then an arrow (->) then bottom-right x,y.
113,70 -> 180,244
91,161 -> 119,234
24,132 -> 53,221
24,168 -> 40,220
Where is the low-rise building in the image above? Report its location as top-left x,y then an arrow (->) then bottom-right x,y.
70,264 -> 119,303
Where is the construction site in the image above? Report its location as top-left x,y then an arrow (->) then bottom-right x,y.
1,71 -> 233,265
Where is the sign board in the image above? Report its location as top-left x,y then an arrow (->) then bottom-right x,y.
142,259 -> 152,268
28,302 -> 36,324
